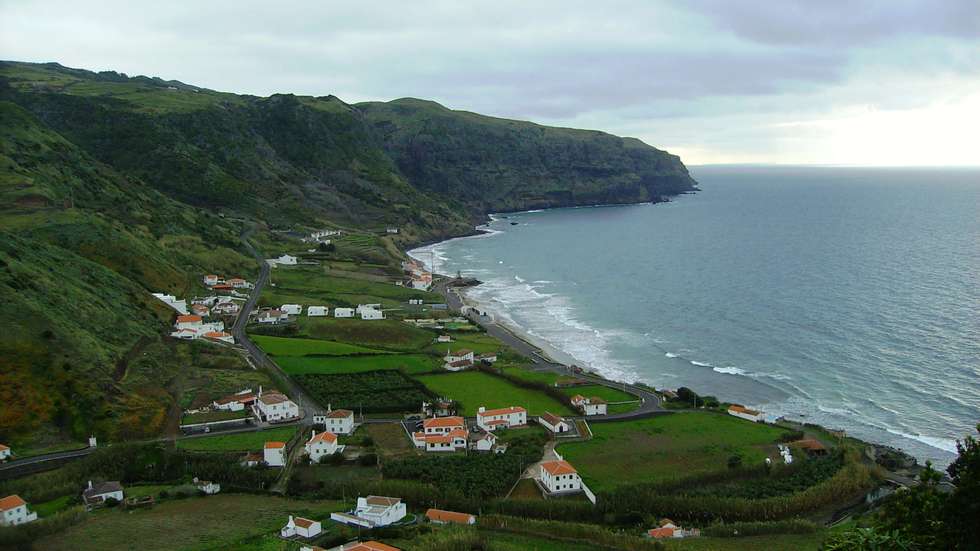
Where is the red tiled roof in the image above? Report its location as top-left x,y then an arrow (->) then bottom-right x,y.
349,542 -> 401,551
259,392 -> 290,405
729,404 -> 761,415
308,432 -> 337,444
648,527 -> 674,538
365,496 -> 400,507
294,517 -> 317,528
325,409 -> 353,418
540,412 -> 565,426
424,416 -> 464,429
264,441 -> 286,449
478,406 -> 526,417
540,460 -> 577,476
0,444 -> 8,451
426,508 -> 475,524
176,315 -> 202,323
0,495 -> 26,511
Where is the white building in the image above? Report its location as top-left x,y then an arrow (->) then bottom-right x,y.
360,308 -> 384,320
444,349 -> 475,364
538,412 -> 571,434
203,331 -> 234,344
258,309 -> 287,324
213,389 -> 256,412
203,274 -> 220,286
227,278 -> 251,289
281,515 -> 322,539
386,227 -> 399,234
571,395 -> 607,416
476,406 -> 527,432
728,404 -> 764,422
0,444 -> 10,461
308,306 -> 328,317
331,496 -> 406,528
268,254 -> 298,267
151,293 -> 189,315
425,508 -> 476,525
413,417 -> 467,451
472,431 -> 498,452
264,441 -> 287,467
538,460 -> 582,494
437,335 -> 451,343
334,308 -> 355,318
175,315 -> 204,331
82,480 -> 124,507
305,430 -> 341,463
281,304 -> 302,316
409,299 -> 424,305
254,391 -> 300,423
194,478 -> 221,495
314,407 -> 355,435
443,359 -> 472,372
0,495 -> 37,526
211,302 -> 241,316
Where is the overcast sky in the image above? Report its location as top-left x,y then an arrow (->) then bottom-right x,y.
2,0 -> 978,166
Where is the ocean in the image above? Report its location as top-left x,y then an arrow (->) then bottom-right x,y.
409,165 -> 980,466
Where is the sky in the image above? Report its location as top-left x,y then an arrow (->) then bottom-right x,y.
1,0 -> 979,166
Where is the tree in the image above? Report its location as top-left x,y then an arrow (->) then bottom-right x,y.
944,424 -> 980,550
822,526 -> 915,550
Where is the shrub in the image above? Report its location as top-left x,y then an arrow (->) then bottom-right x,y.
702,518 -> 820,537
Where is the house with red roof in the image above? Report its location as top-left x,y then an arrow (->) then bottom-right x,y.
305,430 -> 341,463
213,388 -> 256,412
425,508 -> 476,525
281,515 -> 322,538
0,495 -> 37,526
537,460 -> 582,495
647,518 -> 700,539
313,406 -> 355,434
476,406 -> 527,431
0,444 -> 10,461
314,541 -> 401,551
264,441 -> 287,467
728,404 -> 764,422
254,389 -> 299,423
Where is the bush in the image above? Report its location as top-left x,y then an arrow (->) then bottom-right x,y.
777,430 -> 805,443
728,455 -> 743,469
702,518 -> 820,537
358,453 -> 378,467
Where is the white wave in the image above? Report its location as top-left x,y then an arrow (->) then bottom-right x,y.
665,352 -> 679,358
514,275 -> 525,283
713,366 -> 747,375
885,428 -> 959,454
525,209 -> 544,213
690,360 -> 714,367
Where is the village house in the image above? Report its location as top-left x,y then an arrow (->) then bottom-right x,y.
0,495 -> 37,526
82,480 -> 124,508
538,460 -> 582,495
194,478 -> 221,495
305,430 -> 342,463
538,412 -> 571,434
443,359 -> 473,372
191,303 -> 210,316
421,399 -> 455,418
241,452 -> 263,468
409,273 -> 432,290
227,278 -> 251,289
409,299 -> 424,305
570,395 -> 607,416
425,508 -> 476,525
307,306 -> 328,317
281,515 -> 322,539
476,406 -> 527,431
175,314 -> 204,331
264,441 -> 287,467
268,254 -> 298,267
318,541 -> 401,551
436,335 -> 452,343
211,301 -> 241,316
203,331 -> 234,344
334,307 -> 355,318
471,430 -> 502,453
213,389 -> 256,411
444,349 -> 475,364
417,429 -> 467,452
476,353 -> 498,365
0,444 -> 10,461
281,304 -> 303,316
314,407 -> 355,435
422,416 -> 464,435
331,496 -> 406,528
647,519 -> 701,539
254,390 -> 300,423
203,274 -> 220,286
211,283 -> 233,293
360,308 -> 384,320
386,227 -> 399,234
258,309 -> 288,324
791,439 -> 829,457
728,404 -> 764,422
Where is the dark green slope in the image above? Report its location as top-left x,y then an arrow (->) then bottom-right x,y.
357,97 -> 698,213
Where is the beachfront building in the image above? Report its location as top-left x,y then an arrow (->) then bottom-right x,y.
281,515 -> 322,539
264,442 -> 287,467
538,412 -> 571,434
331,496 -> 406,528
334,308 -> 355,318
308,306 -> 328,317
425,508 -> 476,525
728,404 -> 764,422
82,481 -> 124,508
0,496 -> 37,526
476,406 -> 527,432
538,460 -> 582,495
254,390 -> 300,423
305,430 -> 341,463
314,407 -> 355,434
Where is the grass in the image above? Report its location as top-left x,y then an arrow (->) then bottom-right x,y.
557,412 -> 791,492
559,384 -> 637,403
298,317 -> 435,351
661,532 -> 827,550
424,332 -> 502,355
261,266 -> 441,308
33,495 -> 73,517
508,478 -> 544,500
35,494 -> 346,551
365,422 -> 416,459
251,334 -> 385,356
501,368 -> 563,387
180,410 -> 249,425
277,354 -> 439,375
176,426 -> 298,452
414,371 -> 575,416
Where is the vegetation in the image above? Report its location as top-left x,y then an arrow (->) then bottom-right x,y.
415,371 -> 575,416
176,426 -> 298,452
277,353 -> 438,375
295,370 -> 434,412
251,334 -> 385,356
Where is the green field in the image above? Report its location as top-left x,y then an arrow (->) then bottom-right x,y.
502,368 -> 563,386
33,495 -> 74,517
251,334 -> 385,356
180,410 -> 249,425
425,332 -> 502,355
259,267 -> 441,308
36,494 -> 346,551
365,422 -> 417,459
662,533 -> 827,550
559,384 -> 637,403
278,354 -> 439,375
176,426 -> 298,452
299,317 -> 435,351
415,371 -> 575,416
558,412 -> 791,491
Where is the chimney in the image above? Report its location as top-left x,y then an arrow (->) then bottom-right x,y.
88,480 -> 93,490
311,430 -> 316,440
478,407 -> 485,414
258,385 -> 263,397
327,403 -> 331,412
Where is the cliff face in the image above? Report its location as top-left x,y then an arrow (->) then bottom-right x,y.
357,98 -> 698,214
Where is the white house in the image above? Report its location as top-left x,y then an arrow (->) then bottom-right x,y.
305,430 -> 341,463
203,274 -> 220,286
82,480 -> 124,507
175,315 -> 204,331
728,404 -> 764,422
334,308 -> 355,318
0,495 -> 37,526
422,416 -> 464,435
0,444 -> 10,461
264,441 -> 287,467
476,353 -> 498,364
417,429 -> 467,452
386,227 -> 399,234
409,275 -> 432,291
472,431 -> 499,453
255,391 -> 300,423
360,308 -> 384,320
211,302 -> 241,316
213,389 -> 256,412
437,335 -> 452,343
281,515 -> 322,539
571,395 -> 607,416
331,496 -> 406,528
444,349 -> 475,364
425,508 -> 476,525
356,304 -> 382,314
308,306 -> 328,317
409,299 -> 423,305
191,303 -> 210,317
443,359 -> 473,372
268,254 -> 298,267
538,460 -> 582,494
194,478 -> 221,495
258,309 -> 287,324
315,407 -> 355,435
227,278 -> 250,289
281,304 -> 303,316
151,293 -> 189,315
538,412 -> 571,434
476,406 -> 527,431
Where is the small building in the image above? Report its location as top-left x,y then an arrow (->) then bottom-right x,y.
334,308 -> 355,318
314,407 -> 355,435
255,391 -> 300,423
228,278 -> 250,289
728,404 -> 764,423
194,478 -> 221,495
191,303 -> 210,316
386,227 -> 399,234
476,406 -> 527,432
360,308 -> 384,320
82,480 -> 124,508
305,430 -> 340,463
647,519 -> 701,539
422,416 -> 464,435
0,444 -> 10,461
0,495 -> 37,526
471,430 -> 501,453
416,429 -> 467,452
331,496 -> 406,528
281,304 -> 303,316
203,274 -> 220,286
203,331 -> 234,344
444,349 -> 474,364
476,353 -> 498,364
421,399 -> 455,418
241,452 -> 263,468
264,442 -> 287,467
791,439 -> 829,457
425,508 -> 476,525
268,254 -> 298,267
213,389 -> 256,412
538,412 -> 570,434
436,335 -> 452,343
320,541 -> 401,551
443,359 -> 473,372
175,315 -> 204,330
211,302 -> 241,316
308,306 -> 329,317
409,299 -> 424,305
281,515 -> 322,539
258,309 -> 286,324
538,460 -> 581,494
582,397 -> 607,416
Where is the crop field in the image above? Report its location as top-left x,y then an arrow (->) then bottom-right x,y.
278,353 -> 439,375
557,412 -> 790,492
414,371 -> 575,416
300,317 -> 435,351
251,335 -> 385,356
295,370 -> 434,412
176,426 -> 298,452
36,494 -> 346,551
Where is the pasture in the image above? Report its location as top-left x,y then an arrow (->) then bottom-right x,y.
277,353 -> 439,375
414,371 -> 575,416
176,426 -> 298,452
251,334 -> 384,356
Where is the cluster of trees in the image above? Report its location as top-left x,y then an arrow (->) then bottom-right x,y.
294,370 -> 434,412
480,514 -> 665,550
671,387 -> 719,408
